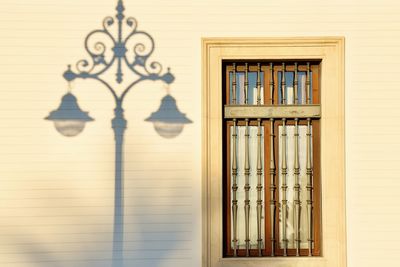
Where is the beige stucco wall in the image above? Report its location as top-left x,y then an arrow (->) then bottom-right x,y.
0,0 -> 399,266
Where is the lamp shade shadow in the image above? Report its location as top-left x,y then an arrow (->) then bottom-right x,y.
145,94 -> 192,139
45,93 -> 94,137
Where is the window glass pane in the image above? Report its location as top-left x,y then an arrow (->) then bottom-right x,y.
278,72 -> 312,104
278,125 -> 311,249
230,72 -> 264,104
230,126 -> 265,249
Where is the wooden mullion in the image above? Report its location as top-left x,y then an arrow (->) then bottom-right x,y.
312,120 -> 321,256
311,65 -> 321,255
224,121 -> 233,257
311,64 -> 320,104
224,64 -> 234,258
273,119 -> 280,255
263,65 -> 269,106
263,120 -> 272,256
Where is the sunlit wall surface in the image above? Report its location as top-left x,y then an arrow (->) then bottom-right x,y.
0,0 -> 399,266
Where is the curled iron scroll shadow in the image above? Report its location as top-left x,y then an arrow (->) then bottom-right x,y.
145,94 -> 192,139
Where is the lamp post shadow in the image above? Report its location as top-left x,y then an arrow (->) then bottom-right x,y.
45,1 -> 192,266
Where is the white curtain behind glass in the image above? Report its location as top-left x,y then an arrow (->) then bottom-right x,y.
230,126 -> 264,249
278,125 -> 310,249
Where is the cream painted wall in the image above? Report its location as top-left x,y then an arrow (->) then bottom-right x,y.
0,0 -> 399,266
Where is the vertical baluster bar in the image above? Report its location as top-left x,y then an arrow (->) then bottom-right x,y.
269,118 -> 275,256
256,118 -> 263,256
257,63 -> 261,105
306,118 -> 313,256
256,63 -> 263,256
281,63 -> 286,104
306,62 -> 311,104
232,63 -> 237,104
281,118 -> 288,256
244,63 -> 249,104
244,118 -> 251,256
294,62 -> 299,104
280,61 -> 288,255
269,63 -> 274,104
306,62 -> 314,256
293,62 -> 301,256
269,63 -> 276,256
294,118 -> 301,256
232,118 -> 238,257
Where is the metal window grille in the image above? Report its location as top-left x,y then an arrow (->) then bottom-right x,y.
223,61 -> 321,257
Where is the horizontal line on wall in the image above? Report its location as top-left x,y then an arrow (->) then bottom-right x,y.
0,171 -> 193,175
0,178 -> 191,182
0,143 -> 193,146
0,205 -> 192,209
0,230 -> 192,236
2,238 -> 193,244
0,248 -> 193,255
0,195 -> 192,200
0,213 -> 192,217
0,221 -> 193,229
1,257 -> 192,264
0,160 -> 192,164
0,186 -> 192,191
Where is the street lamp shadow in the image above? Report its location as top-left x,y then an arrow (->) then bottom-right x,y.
44,1 -> 192,266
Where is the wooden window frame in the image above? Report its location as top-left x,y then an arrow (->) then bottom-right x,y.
202,37 -> 346,267
223,62 -> 321,257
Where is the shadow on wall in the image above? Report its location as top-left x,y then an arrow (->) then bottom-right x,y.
41,1 -> 193,266
123,190 -> 192,267
45,92 -> 192,139
43,91 -> 191,267
7,187 -> 109,267
145,94 -> 193,138
10,235 -> 62,267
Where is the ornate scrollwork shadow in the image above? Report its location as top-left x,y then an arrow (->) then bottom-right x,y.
63,0 -> 174,101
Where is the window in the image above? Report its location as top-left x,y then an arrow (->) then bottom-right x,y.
223,61 -> 321,257
202,38 -> 345,267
